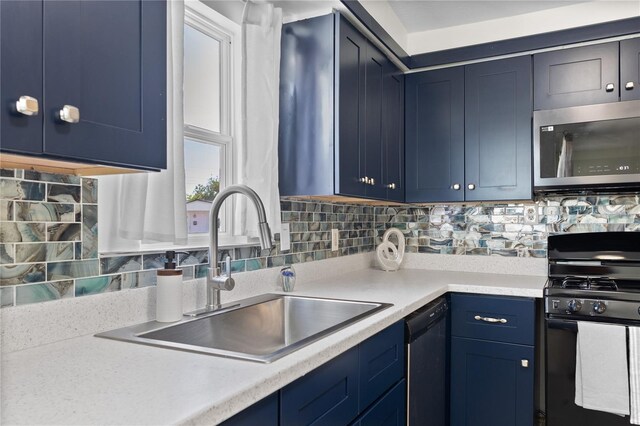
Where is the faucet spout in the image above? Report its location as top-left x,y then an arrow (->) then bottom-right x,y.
199,184 -> 273,312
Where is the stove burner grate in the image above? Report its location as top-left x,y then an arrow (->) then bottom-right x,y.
560,276 -> 618,291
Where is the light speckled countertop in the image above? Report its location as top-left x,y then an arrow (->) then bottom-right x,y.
1,268 -> 546,425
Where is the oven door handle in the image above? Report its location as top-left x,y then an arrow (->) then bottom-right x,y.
546,318 -> 578,331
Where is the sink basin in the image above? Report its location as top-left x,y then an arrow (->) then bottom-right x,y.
96,294 -> 391,363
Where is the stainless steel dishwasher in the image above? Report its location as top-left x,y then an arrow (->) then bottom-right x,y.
405,296 -> 449,426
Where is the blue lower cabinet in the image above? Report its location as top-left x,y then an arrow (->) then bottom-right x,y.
228,323 -> 406,426
221,393 -> 279,426
353,379 -> 406,426
450,336 -> 534,426
358,321 -> 404,411
281,347 -> 359,425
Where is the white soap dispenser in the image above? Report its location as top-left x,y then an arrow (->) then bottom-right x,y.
156,251 -> 183,322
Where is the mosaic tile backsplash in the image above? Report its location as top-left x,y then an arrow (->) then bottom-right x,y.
0,169 -> 376,307
1,167 -> 638,308
375,194 -> 640,258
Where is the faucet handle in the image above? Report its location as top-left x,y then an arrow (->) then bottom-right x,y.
225,255 -> 232,278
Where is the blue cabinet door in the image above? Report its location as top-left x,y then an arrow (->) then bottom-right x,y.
621,38 -> 640,102
464,56 -> 532,201
363,43 -> 386,200
221,393 -> 279,426
450,337 -> 534,426
382,63 -> 404,202
281,347 -> 359,426
1,0 -> 43,154
355,379 -> 406,426
358,321 -> 404,411
534,42 -> 619,109
405,67 -> 465,203
336,15 -> 367,198
42,0 -> 166,170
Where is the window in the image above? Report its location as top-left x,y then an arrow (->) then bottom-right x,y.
183,2 -> 239,244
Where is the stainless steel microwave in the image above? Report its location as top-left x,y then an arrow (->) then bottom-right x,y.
533,100 -> 640,192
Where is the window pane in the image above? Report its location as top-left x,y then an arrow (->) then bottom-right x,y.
185,138 -> 221,234
184,24 -> 221,132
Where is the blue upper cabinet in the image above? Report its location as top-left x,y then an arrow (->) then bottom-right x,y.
406,56 -> 532,203
621,38 -> 640,101
405,67 -> 465,203
1,0 -> 44,154
1,0 -> 166,171
465,56 -> 532,201
279,13 -> 404,202
382,62 -> 404,202
336,14 -> 368,198
533,42 -> 619,110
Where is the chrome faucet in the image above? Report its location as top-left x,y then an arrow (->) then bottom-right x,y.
186,184 -> 273,316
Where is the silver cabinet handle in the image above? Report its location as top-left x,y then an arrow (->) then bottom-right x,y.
521,359 -> 529,368
387,183 -> 396,189
605,83 -> 615,92
58,105 -> 80,123
626,82 -> 635,90
452,183 -> 461,190
359,177 -> 368,184
474,315 -> 507,324
15,96 -> 39,116
369,178 -> 375,186
467,183 -> 476,190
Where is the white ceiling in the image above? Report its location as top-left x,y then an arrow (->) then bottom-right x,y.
387,1 -> 588,32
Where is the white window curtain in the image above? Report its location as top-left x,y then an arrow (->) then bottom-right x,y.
98,0 -> 187,253
234,1 -> 283,238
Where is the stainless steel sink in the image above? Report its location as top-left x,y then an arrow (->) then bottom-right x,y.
96,294 -> 391,363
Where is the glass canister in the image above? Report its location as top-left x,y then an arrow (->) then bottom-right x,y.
280,266 -> 296,292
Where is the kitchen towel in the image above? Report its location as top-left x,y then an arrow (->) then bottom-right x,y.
630,326 -> 640,425
575,321 -> 630,416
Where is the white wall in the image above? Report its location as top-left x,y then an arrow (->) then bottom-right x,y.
407,1 -> 640,55
359,0 -> 409,52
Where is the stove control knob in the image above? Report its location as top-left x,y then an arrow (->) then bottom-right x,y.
567,299 -> 582,313
593,301 -> 606,314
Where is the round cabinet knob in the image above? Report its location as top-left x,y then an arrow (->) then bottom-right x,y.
593,301 -> 606,314
15,96 -> 39,116
626,82 -> 635,90
58,105 -> 80,123
369,178 -> 375,186
567,299 -> 582,313
387,183 -> 396,190
605,83 -> 615,92
359,177 -> 369,184
467,183 -> 476,190
452,183 -> 461,190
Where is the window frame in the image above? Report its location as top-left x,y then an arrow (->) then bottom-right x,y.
182,1 -> 241,247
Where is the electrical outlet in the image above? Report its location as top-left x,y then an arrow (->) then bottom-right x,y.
280,223 -> 291,252
331,229 -> 339,251
524,205 -> 539,225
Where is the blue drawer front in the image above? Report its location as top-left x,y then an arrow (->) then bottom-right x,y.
358,321 -> 405,411
281,347 -> 359,426
221,393 -> 278,426
451,293 -> 535,345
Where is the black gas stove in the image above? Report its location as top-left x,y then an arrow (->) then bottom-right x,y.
544,232 -> 640,324
544,232 -> 640,426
